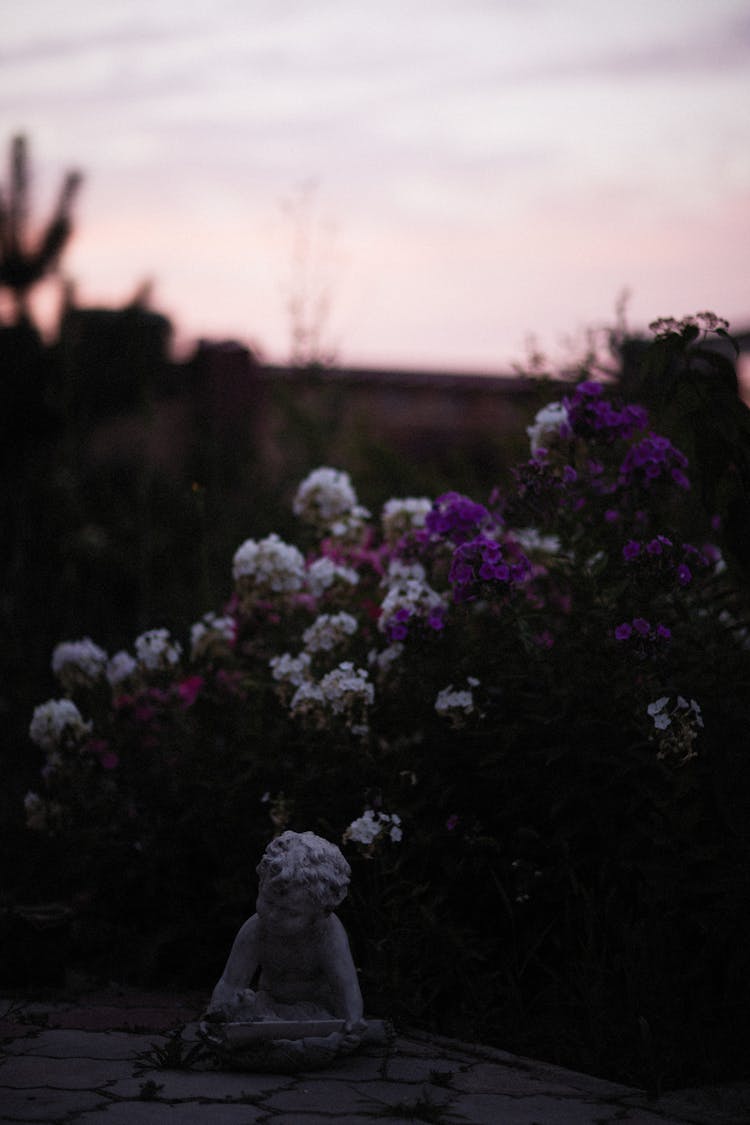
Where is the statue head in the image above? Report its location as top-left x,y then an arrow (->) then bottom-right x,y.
256,830 -> 351,915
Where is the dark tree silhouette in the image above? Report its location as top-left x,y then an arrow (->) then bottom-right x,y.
0,134 -> 82,323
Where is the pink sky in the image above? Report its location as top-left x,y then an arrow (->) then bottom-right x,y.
2,0 -> 749,372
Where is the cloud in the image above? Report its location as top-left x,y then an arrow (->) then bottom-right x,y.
0,26 -> 175,66
4,0 -> 748,370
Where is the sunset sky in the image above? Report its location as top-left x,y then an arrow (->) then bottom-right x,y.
2,0 -> 749,371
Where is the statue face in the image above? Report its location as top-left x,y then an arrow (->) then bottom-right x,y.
256,883 -> 321,936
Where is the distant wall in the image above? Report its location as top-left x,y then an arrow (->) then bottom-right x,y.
254,364 -> 542,480
81,331 -> 750,487
82,342 -> 546,485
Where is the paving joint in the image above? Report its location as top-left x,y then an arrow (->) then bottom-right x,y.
1,990 -> 748,1124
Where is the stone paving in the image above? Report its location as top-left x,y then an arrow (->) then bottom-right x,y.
1,989 -> 749,1124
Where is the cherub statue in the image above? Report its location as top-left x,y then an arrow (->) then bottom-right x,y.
201,831 -> 368,1070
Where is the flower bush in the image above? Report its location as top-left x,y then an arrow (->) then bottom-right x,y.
23,324 -> 750,1089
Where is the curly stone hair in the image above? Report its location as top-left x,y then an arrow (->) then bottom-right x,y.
256,830 -> 351,913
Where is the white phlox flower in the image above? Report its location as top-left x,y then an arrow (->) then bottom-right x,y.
378,577 -> 446,638
302,612 -> 358,654
647,694 -> 704,766
319,662 -> 374,714
381,497 -> 432,543
290,661 -> 374,734
676,695 -> 703,726
269,651 -> 312,688
106,650 -> 137,688
343,808 -> 403,849
717,608 -> 750,650
134,628 -> 183,671
29,699 -> 92,752
367,643 -> 404,678
382,558 -> 426,587
232,533 -> 306,596
647,696 -> 671,730
190,612 -> 237,660
527,401 -> 569,456
306,556 -> 360,599
288,680 -> 326,724
51,637 -> 108,691
435,677 -> 480,726
512,528 -> 562,556
293,467 -> 370,537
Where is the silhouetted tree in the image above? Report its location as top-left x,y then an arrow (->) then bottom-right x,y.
0,134 -> 82,324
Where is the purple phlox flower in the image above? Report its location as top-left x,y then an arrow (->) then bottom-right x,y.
479,559 -> 510,581
680,542 -> 711,572
563,465 -> 577,483
698,542 -> 721,566
446,814 -> 460,831
616,618 -> 671,644
622,403 -> 650,432
645,535 -> 672,556
574,381 -> 604,398
534,630 -> 555,649
426,605 -> 447,631
449,534 -> 530,603
623,533 -> 708,587
677,563 -> 692,586
387,606 -> 413,642
450,560 -> 475,588
604,508 -> 620,523
563,382 -> 603,420
564,383 -> 649,443
425,491 -> 493,544
619,433 -> 690,490
413,527 -> 432,552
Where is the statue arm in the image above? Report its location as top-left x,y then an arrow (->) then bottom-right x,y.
323,914 -> 365,1029
208,914 -> 260,1012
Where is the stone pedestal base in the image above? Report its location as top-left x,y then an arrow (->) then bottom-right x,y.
198,1017 -> 391,1072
